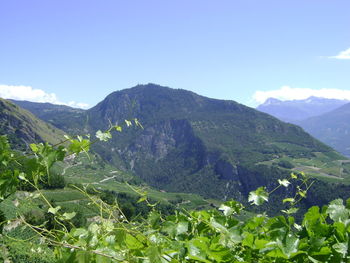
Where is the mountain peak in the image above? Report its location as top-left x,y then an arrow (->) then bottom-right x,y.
257,96 -> 349,122
262,97 -> 282,105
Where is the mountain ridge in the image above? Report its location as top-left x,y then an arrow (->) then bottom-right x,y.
9,84 -> 350,207
298,102 -> 350,157
257,96 -> 349,122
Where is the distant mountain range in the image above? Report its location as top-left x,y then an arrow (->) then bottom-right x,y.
256,96 -> 350,157
8,84 -> 350,208
299,103 -> 350,157
257,96 -> 349,122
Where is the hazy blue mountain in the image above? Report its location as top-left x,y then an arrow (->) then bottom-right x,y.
257,96 -> 349,123
299,102 -> 350,157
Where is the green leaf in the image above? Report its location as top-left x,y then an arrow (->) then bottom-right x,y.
298,191 -> 306,198
18,172 -> 28,181
62,212 -> 76,220
125,233 -> 144,249
134,118 -> 144,129
327,199 -> 349,222
137,195 -> 147,203
280,234 -> 300,258
333,242 -> 348,258
68,139 -> 90,154
125,120 -> 132,127
219,200 -> 243,216
30,143 -> 39,153
248,187 -> 269,205
291,172 -> 298,179
114,125 -> 122,132
95,130 -> 112,142
187,237 -> 211,263
48,206 -> 61,215
281,208 -> 299,215
146,246 -> 163,263
283,198 -> 295,203
278,179 -> 290,187
72,228 -> 89,238
176,221 -> 188,235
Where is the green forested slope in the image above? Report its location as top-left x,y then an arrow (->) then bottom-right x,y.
0,98 -> 66,149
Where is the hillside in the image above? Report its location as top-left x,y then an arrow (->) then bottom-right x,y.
0,98 -> 66,149
257,96 -> 349,123
15,84 -> 348,200
298,102 -> 350,157
10,99 -> 86,133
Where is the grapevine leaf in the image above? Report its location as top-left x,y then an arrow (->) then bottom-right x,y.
283,198 -> 295,203
219,200 -> 243,216
114,125 -> 122,132
187,237 -> 211,263
30,144 -> 39,153
146,246 -> 163,263
95,130 -> 112,142
125,120 -> 132,127
281,208 -> 299,215
134,118 -> 144,129
333,242 -> 348,258
176,221 -> 189,235
278,179 -> 290,187
248,187 -> 269,206
125,233 -> 144,249
137,196 -> 147,203
18,172 -> 28,181
62,212 -> 76,220
291,173 -> 298,179
327,199 -> 349,222
48,206 -> 61,215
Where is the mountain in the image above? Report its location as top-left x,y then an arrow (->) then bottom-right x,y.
299,102 -> 350,157
257,96 -> 349,123
0,98 -> 66,149
12,84 -> 350,208
10,99 -> 86,133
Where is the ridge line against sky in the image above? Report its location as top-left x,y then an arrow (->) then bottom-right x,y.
1,84 -> 350,109
0,0 -> 349,107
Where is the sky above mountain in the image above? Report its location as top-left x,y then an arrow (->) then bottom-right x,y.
0,0 -> 349,108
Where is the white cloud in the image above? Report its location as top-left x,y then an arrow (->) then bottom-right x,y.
253,86 -> 350,104
329,47 -> 350,60
0,84 -> 89,109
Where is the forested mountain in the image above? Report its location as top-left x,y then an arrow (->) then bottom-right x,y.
257,96 -> 349,123
13,84 -> 350,205
10,99 -> 86,133
0,98 -> 65,149
299,102 -> 350,157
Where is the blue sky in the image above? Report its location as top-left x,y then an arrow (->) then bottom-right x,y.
0,0 -> 349,108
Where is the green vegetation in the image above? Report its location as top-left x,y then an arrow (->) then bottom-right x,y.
0,98 -> 66,149
2,87 -> 350,262
2,134 -> 350,262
